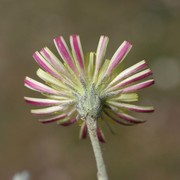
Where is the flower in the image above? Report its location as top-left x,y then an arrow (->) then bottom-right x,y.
24,35 -> 154,143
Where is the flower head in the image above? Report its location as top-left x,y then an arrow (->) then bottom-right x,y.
24,35 -> 154,142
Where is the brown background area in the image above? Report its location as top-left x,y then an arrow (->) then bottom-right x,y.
0,0 -> 180,179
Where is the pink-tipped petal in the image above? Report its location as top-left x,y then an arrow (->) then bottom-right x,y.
109,60 -> 148,86
59,118 -> 77,126
54,36 -> 76,73
40,47 -> 66,73
94,36 -> 109,76
115,112 -> 145,124
105,41 -> 132,75
38,114 -> 67,124
24,97 -> 62,106
31,106 -> 63,115
79,122 -> 88,139
24,97 -> 72,106
108,101 -> 154,113
70,35 -> 84,70
96,127 -> 105,143
111,69 -> 152,91
33,51 -> 61,79
121,79 -> 155,93
24,77 -> 59,95
104,110 -> 136,126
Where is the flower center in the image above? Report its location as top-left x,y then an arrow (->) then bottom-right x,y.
76,84 -> 102,119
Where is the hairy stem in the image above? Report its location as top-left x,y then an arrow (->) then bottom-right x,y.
86,116 -> 108,180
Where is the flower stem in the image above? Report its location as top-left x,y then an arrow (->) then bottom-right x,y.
86,115 -> 108,180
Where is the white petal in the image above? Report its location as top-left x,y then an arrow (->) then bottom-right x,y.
31,106 -> 64,115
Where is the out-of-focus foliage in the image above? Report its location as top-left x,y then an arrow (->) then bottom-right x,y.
0,0 -> 180,179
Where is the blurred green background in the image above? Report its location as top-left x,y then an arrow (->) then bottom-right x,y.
0,0 -> 180,179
